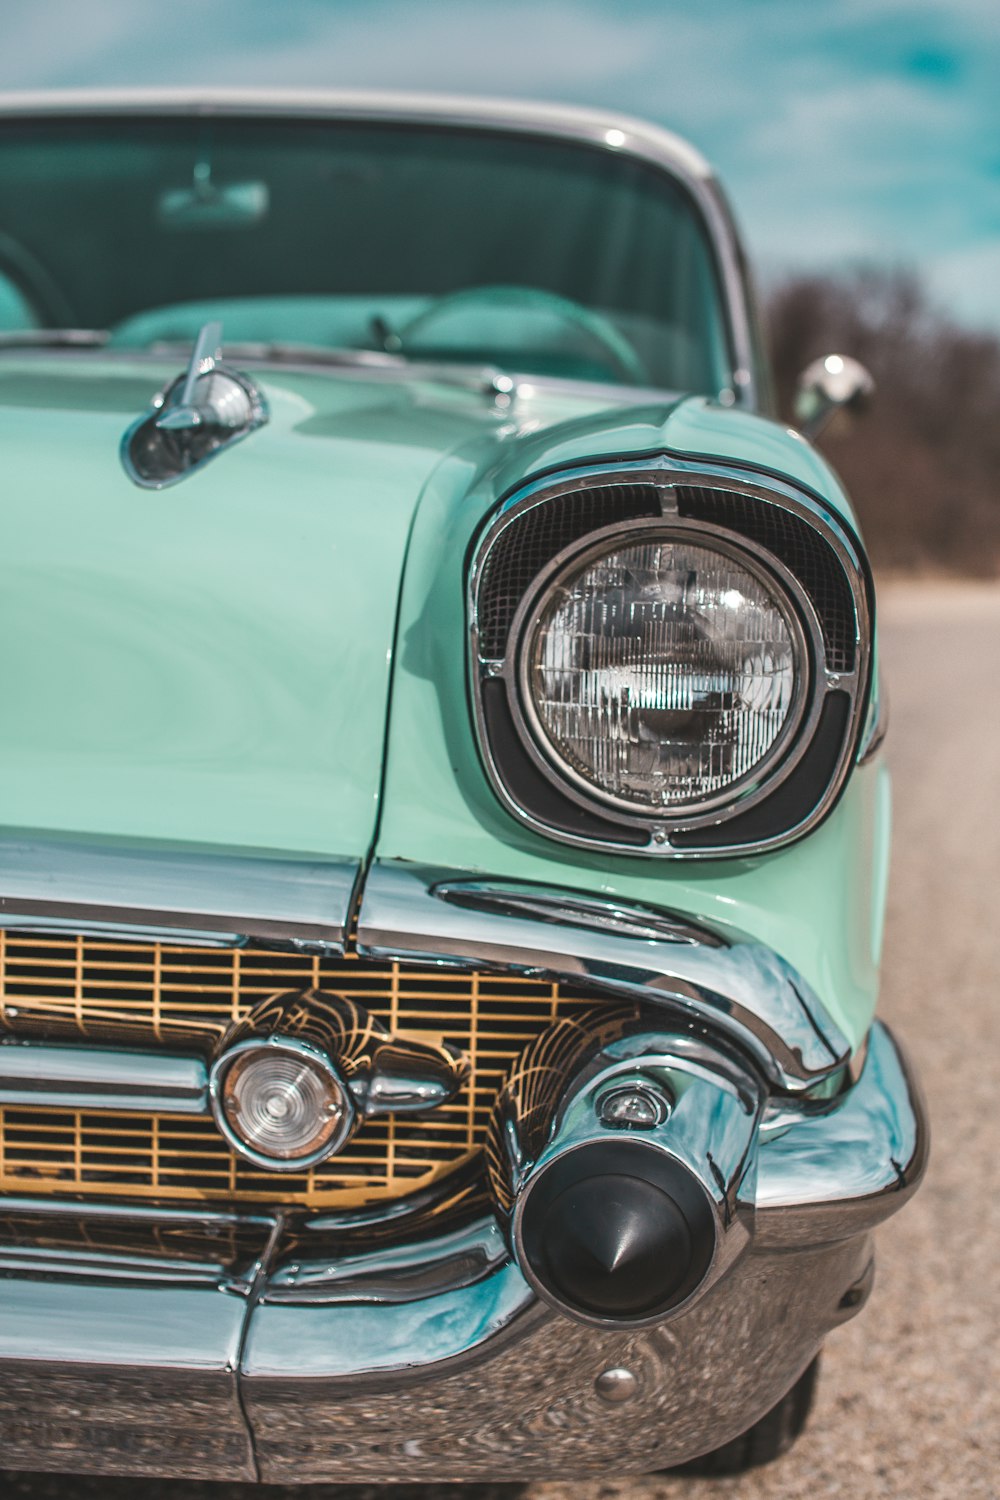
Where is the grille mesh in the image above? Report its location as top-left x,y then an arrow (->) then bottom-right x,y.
0,932 -> 605,1208
475,484 -> 662,659
675,486 -> 858,673
476,482 -> 859,675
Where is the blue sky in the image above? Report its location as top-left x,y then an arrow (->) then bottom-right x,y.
4,0 -> 998,329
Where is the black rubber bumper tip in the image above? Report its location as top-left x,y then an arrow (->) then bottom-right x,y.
517,1143 -> 715,1322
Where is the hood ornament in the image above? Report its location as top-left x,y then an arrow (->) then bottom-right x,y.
120,320 -> 268,489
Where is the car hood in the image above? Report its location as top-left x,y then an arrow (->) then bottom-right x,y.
0,352 -> 856,873
0,352 -> 672,865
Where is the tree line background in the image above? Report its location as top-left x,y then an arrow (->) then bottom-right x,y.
765,270 -> 998,575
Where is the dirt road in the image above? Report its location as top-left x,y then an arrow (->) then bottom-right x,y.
4,583 -> 997,1499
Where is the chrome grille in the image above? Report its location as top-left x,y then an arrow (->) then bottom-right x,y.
0,931 -> 604,1208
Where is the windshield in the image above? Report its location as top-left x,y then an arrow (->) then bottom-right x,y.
0,114 -> 733,393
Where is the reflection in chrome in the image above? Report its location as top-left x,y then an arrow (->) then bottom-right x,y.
756,1022 -> 927,1247
357,862 -> 851,1090
487,1005 -> 763,1326
0,1022 -> 925,1478
263,1215 -> 508,1304
0,1041 -> 208,1114
120,320 -> 268,489
0,834 -> 359,946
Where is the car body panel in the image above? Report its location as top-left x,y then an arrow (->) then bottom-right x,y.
0,352 -> 880,1039
374,395 -> 881,1049
0,353 -> 532,858
0,90 -> 920,1485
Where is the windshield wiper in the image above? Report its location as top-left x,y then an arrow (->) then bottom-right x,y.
149,338 -> 401,371
0,329 -> 110,350
144,337 -> 519,401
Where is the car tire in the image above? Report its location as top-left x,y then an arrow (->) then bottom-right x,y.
668,1354 -> 821,1476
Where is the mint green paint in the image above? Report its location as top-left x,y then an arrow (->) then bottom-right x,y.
871,763 -> 893,969
374,392 -> 884,1050
0,354 -> 884,1046
0,354 -> 524,857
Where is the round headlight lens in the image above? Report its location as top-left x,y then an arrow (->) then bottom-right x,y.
524,536 -> 804,812
218,1045 -> 350,1164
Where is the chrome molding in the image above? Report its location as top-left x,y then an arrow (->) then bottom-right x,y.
0,88 -> 759,410
756,1023 -> 927,1247
0,836 -> 359,946
468,455 -> 873,858
0,1019 -> 925,1479
262,1215 -> 509,1305
356,861 -> 850,1090
0,1041 -> 207,1113
858,668 -> 889,764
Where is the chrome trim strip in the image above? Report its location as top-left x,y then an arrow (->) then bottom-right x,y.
356,862 -> 850,1090
243,1257 -> 537,1382
858,669 -> 889,764
0,1016 -> 923,1477
0,837 -> 359,946
756,1021 -> 928,1247
468,456 -> 872,858
239,1238 -> 867,1480
0,1194 -> 273,1226
0,1041 -> 208,1113
0,88 -> 758,409
262,1215 -> 509,1305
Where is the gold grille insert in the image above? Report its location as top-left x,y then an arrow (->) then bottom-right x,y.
0,931 -> 604,1208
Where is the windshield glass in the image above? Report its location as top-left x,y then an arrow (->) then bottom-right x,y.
0,115 -> 733,393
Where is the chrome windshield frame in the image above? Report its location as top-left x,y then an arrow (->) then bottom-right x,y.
0,88 -> 761,409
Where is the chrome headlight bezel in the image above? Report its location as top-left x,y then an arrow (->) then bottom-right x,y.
507,518 -> 822,825
468,458 -> 873,859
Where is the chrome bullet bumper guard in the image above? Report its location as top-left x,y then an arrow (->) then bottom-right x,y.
0,1017 -> 926,1481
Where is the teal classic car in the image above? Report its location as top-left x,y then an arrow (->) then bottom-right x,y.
0,91 -> 925,1483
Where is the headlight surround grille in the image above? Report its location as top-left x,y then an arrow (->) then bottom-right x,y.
517,528 -> 810,816
469,462 -> 873,858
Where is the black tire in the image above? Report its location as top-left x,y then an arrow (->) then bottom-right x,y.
670,1354 -> 821,1477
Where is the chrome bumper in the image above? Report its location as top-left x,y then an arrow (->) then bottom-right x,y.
0,1020 -> 926,1481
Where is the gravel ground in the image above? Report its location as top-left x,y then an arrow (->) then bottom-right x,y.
3,581 -> 997,1499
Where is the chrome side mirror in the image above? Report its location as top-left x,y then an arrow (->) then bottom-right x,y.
121,321 -> 268,489
794,354 -> 874,440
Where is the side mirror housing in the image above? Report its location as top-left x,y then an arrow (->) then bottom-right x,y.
794,354 -> 875,440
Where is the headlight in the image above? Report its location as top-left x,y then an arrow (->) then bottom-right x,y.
517,531 -> 808,814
